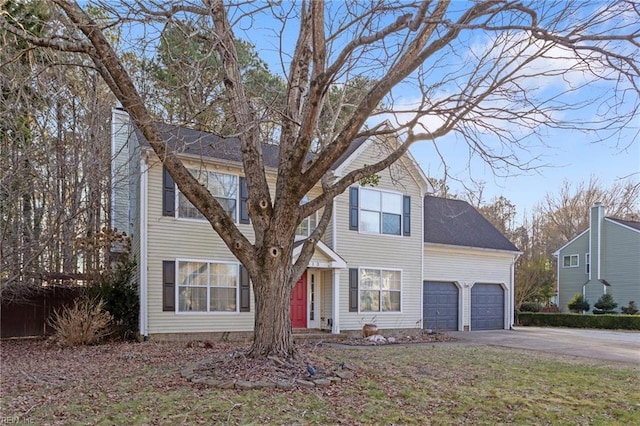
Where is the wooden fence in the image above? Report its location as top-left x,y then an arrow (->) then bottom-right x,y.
1,287 -> 85,338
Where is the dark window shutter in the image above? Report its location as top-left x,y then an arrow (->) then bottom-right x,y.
162,260 -> 175,312
239,177 -> 249,224
349,187 -> 359,231
349,268 -> 358,312
239,264 -> 250,312
162,166 -> 175,217
403,195 -> 411,236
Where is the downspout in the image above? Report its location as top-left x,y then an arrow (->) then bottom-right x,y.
510,253 -> 521,329
140,154 -> 149,339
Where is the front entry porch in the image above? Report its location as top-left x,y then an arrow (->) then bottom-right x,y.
291,240 -> 346,333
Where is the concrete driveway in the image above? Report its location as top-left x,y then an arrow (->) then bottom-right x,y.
447,327 -> 640,364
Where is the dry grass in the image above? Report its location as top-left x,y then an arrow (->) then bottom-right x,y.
48,298 -> 112,346
1,339 -> 638,425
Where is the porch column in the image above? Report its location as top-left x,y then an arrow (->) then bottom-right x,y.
332,269 -> 340,334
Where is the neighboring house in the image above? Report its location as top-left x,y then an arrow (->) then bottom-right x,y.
554,203 -> 640,313
111,109 -> 519,339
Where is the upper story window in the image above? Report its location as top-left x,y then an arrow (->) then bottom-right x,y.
360,188 -> 403,235
296,195 -> 318,237
178,168 -> 237,220
585,253 -> 590,274
563,254 -> 579,268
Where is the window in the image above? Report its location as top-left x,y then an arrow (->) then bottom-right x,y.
360,188 -> 403,235
359,268 -> 401,312
178,168 -> 237,220
585,253 -> 590,274
178,261 -> 238,312
296,196 -> 318,237
563,254 -> 579,268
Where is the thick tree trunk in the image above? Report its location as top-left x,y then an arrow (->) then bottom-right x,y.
248,263 -> 296,359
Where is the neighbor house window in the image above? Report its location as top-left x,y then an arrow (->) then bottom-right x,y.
178,168 -> 237,220
359,268 -> 401,312
178,261 -> 238,312
585,253 -> 590,274
360,188 -> 403,235
563,254 -> 579,268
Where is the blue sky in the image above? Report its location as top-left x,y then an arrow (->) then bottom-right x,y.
124,1 -> 639,224
235,2 -> 640,223
410,127 -> 639,221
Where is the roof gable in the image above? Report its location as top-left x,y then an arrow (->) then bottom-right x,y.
606,217 -> 640,233
424,196 -> 519,252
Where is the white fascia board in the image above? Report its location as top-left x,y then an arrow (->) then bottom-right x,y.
292,240 -> 347,269
424,242 -> 522,257
552,229 -> 589,256
605,217 -> 640,234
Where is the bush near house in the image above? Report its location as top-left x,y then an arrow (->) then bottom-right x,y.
567,293 -> 590,313
593,293 -> 618,314
517,312 -> 640,330
621,301 -> 639,315
89,259 -> 139,340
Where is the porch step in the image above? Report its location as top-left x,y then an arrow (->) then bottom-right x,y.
293,329 -> 346,343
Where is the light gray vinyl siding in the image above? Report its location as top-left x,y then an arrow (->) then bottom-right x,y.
424,245 -> 514,329
128,136 -> 142,300
335,142 -> 425,331
557,232 -> 589,312
145,158 -> 255,334
602,220 -> 640,309
111,109 -> 131,234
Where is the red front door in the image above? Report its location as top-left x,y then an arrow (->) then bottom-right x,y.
290,272 -> 307,328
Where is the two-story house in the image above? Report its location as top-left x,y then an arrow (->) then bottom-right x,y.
554,203 -> 640,313
111,109 -> 519,339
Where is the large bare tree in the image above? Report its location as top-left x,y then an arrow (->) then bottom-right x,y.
2,0 -> 638,358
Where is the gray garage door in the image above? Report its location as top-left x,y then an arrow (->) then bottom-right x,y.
423,281 -> 459,331
471,284 -> 505,330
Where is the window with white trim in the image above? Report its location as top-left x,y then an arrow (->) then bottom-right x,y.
178,168 -> 238,220
359,268 -> 401,312
360,188 -> 403,235
563,254 -> 579,268
178,261 -> 238,312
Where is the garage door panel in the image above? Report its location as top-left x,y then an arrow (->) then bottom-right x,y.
471,283 -> 504,330
423,281 -> 458,331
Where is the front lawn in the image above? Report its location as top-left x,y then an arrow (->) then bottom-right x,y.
1,339 -> 638,425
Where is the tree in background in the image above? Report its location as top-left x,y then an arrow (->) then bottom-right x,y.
1,1 -> 116,301
3,1 -> 638,359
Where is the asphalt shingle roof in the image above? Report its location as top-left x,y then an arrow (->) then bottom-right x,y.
424,195 -> 519,252
134,122 -> 367,171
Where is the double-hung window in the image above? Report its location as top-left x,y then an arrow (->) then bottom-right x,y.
178,168 -> 238,220
178,261 -> 238,312
359,268 -> 401,312
562,254 -> 579,268
360,188 -> 403,235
